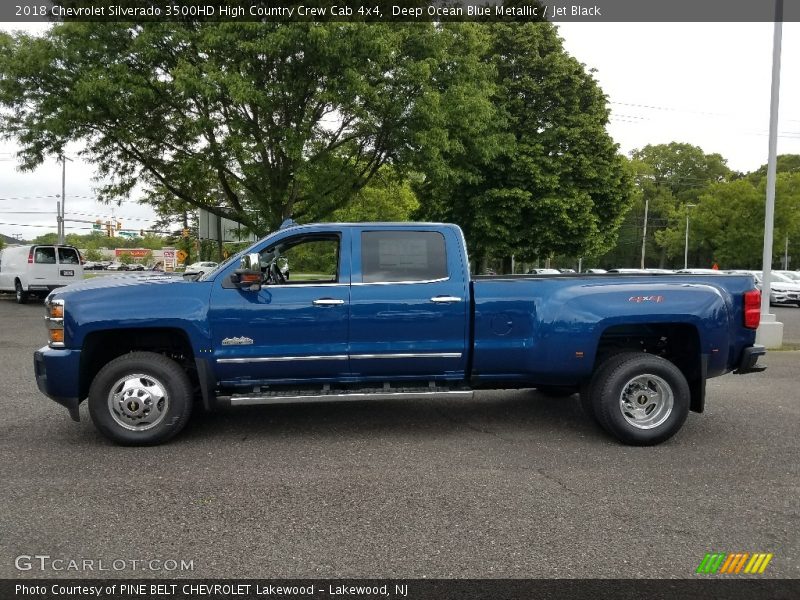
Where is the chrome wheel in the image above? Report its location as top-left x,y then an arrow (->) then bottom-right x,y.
618,374 -> 673,430
107,373 -> 169,431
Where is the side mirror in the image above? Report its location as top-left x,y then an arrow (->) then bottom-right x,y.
230,253 -> 262,291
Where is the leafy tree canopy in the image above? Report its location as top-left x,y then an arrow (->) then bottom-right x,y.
0,22 -> 494,233
416,22 -> 633,263
647,157 -> 800,269
603,142 -> 734,268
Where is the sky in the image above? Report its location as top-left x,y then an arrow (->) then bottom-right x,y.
1,21 -> 799,241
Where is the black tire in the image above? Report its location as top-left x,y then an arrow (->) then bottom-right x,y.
590,353 -> 690,446
88,352 -> 194,446
579,353 -> 639,425
535,385 -> 576,398
14,280 -> 28,304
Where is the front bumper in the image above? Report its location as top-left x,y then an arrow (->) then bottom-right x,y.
771,290 -> 800,305
33,346 -> 82,421
735,344 -> 767,374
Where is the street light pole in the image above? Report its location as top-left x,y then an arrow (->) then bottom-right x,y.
57,154 -> 73,244
784,234 -> 789,270
684,204 -> 696,270
640,196 -> 649,269
757,0 -> 784,348
59,154 -> 66,245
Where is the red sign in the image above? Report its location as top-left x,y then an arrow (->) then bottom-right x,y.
115,248 -> 151,258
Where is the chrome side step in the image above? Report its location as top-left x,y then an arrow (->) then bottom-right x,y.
221,387 -> 474,407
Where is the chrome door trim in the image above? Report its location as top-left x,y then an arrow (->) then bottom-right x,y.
218,352 -> 462,364
350,352 -> 462,360
351,277 -> 450,286
217,355 -> 349,364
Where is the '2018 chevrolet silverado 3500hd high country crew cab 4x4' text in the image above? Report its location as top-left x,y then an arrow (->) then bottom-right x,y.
34,222 -> 765,446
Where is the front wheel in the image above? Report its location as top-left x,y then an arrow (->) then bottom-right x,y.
88,352 -> 194,445
590,353 -> 690,446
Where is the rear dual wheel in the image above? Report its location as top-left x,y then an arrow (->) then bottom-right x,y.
582,352 -> 690,446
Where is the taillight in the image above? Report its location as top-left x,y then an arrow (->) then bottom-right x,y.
28,248 -> 34,264
744,289 -> 760,329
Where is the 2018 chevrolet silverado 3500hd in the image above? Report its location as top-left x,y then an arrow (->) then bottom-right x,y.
34,222 -> 766,446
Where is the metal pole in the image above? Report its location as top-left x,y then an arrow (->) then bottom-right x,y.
784,234 -> 789,270
684,210 -> 690,270
59,155 -> 66,245
56,201 -> 61,241
640,196 -> 649,269
761,0 -> 782,317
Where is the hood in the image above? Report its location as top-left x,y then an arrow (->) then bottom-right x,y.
49,273 -> 192,298
46,272 -> 214,348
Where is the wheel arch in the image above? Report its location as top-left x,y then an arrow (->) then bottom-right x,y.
593,322 -> 705,413
79,327 -> 197,401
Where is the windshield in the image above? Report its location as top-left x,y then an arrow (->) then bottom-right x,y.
771,272 -> 793,283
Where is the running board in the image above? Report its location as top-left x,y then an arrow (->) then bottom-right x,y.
220,386 -> 474,407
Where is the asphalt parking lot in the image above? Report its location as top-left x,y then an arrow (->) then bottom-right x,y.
0,296 -> 797,579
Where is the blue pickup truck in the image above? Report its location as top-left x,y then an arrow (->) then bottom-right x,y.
34,222 -> 765,446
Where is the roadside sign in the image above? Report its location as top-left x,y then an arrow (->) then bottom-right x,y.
177,250 -> 188,264
163,248 -> 176,272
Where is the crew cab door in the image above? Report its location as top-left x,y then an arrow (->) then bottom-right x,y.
211,230 -> 351,384
349,228 -> 468,380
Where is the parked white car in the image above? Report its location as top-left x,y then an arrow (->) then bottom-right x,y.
727,270 -> 800,307
182,261 -> 219,279
0,244 -> 84,303
105,262 -> 128,271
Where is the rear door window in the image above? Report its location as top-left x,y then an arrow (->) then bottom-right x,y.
57,247 -> 80,264
361,231 -> 448,283
34,247 -> 56,264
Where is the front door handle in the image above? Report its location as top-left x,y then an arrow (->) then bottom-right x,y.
430,296 -> 462,303
313,298 -> 345,306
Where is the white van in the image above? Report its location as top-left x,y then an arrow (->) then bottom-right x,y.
0,244 -> 84,303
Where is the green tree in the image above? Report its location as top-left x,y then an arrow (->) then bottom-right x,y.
684,171 -> 800,269
0,22 -> 494,233
31,233 -> 58,245
328,167 -> 419,222
603,142 -> 733,268
84,248 -> 103,262
416,22 -> 632,270
746,154 -> 800,183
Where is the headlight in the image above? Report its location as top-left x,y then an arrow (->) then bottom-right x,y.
45,298 -> 65,348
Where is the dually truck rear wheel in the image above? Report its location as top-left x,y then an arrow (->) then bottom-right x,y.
88,352 -> 193,446
590,353 -> 690,446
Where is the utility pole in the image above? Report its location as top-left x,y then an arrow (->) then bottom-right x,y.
640,196 -> 649,269
57,154 -> 72,245
59,155 -> 66,244
684,204 -> 696,270
758,0 -> 784,348
784,234 -> 789,270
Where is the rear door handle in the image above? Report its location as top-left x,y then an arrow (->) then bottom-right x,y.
430,296 -> 462,303
313,298 -> 345,306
